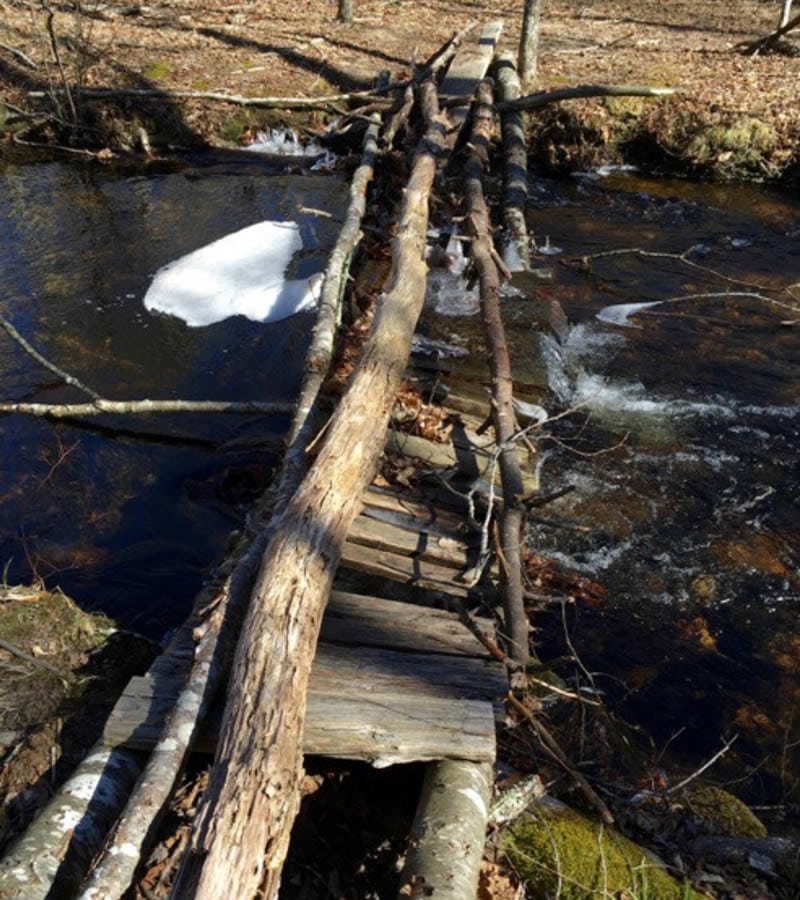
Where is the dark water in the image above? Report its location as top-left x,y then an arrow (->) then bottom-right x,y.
513,172 -> 800,804
0,157 -> 347,636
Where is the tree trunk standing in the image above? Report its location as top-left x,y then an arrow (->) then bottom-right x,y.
338,0 -> 353,24
780,0 -> 794,29
464,81 -> 530,667
518,0 -> 542,90
171,82 -> 449,900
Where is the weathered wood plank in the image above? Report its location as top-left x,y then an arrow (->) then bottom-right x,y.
103,640 -> 504,761
304,693 -> 496,765
324,590 -> 495,656
340,540 -> 493,598
363,485 -> 474,533
311,642 -> 507,701
347,513 -> 478,569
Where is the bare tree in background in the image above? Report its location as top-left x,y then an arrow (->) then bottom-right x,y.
518,0 -> 542,89
779,0 -> 794,28
338,0 -> 353,24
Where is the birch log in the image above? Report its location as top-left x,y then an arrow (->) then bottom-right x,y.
170,80 -> 449,900
465,81 -> 529,666
397,760 -> 493,899
0,747 -> 142,899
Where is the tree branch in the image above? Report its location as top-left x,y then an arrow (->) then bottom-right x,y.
495,83 -> 676,112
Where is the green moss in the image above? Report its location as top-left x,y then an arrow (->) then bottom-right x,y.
504,801 -> 698,899
686,784 -> 767,839
219,112 -> 251,144
687,118 -> 778,172
143,60 -> 172,82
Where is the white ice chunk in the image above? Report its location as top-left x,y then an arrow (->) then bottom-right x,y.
143,220 -> 323,327
596,300 -> 664,327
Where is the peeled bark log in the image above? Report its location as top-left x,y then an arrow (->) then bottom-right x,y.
464,81 -> 529,667
170,81 -> 450,900
398,760 -> 493,899
496,83 -> 676,112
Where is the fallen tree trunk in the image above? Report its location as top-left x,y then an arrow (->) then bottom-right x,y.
170,80 -> 450,900
0,746 -> 142,899
495,51 -> 531,268
464,80 -> 529,667
398,760 -> 493,899
76,117 -> 384,900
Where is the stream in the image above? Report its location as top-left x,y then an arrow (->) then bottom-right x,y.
0,155 -> 798,808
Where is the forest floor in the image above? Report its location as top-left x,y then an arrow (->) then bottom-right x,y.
1,0 -> 799,179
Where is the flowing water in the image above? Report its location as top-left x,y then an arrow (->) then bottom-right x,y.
512,172 -> 800,802
1,155 -> 798,805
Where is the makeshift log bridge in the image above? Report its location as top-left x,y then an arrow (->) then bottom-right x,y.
0,17 -> 669,897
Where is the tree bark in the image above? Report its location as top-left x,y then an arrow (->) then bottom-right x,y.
337,0 -> 353,24
464,81 -> 529,667
170,81 -> 449,900
518,0 -> 542,90
495,51 -> 531,269
0,746 -> 142,899
398,760 -> 493,899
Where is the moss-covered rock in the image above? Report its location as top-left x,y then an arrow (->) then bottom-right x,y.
504,797 -> 698,899
686,784 -> 767,839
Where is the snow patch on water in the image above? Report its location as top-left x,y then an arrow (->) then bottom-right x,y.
143,220 -> 323,327
245,127 -> 326,157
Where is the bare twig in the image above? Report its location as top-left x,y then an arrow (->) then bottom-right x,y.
0,39 -> 38,68
507,692 -> 615,825
0,399 -> 293,418
1,315 -> 101,400
27,84 -> 399,110
666,735 -> 739,795
0,637 -> 66,680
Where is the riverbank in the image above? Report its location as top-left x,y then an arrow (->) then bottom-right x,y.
1,0 -> 799,180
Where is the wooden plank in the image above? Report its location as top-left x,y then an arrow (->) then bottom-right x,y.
440,21 -> 504,125
323,591 -> 495,657
386,428 -> 538,495
311,642 -> 507,702
340,540 -> 494,599
347,513 -> 478,569
364,485 -> 474,534
103,641 -> 504,762
304,692 -> 495,765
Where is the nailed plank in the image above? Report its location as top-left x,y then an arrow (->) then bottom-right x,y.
103,640 -> 504,762
323,590 -> 495,656
340,540 -> 493,599
347,513 -> 478,569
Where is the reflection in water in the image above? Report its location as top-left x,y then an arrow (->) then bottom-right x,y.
0,160 -> 347,635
